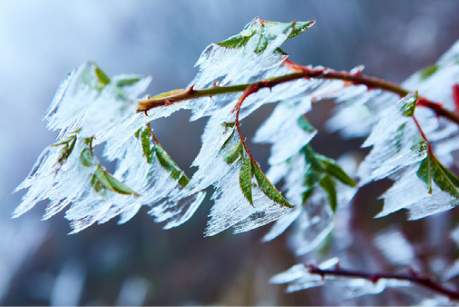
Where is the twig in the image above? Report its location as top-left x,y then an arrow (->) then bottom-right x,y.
137,60 -> 459,127
307,264 -> 459,300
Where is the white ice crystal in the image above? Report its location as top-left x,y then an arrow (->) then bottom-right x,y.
45,62 -> 151,141
358,92 -> 426,185
188,105 -> 292,236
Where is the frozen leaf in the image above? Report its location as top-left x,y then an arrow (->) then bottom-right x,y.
217,18 -> 314,54
91,165 -> 139,196
417,151 -> 459,198
319,175 -> 337,212
188,106 -> 292,236
252,160 -> 292,208
239,155 -> 253,206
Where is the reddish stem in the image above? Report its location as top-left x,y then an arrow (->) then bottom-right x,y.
453,84 -> 459,116
307,264 -> 459,300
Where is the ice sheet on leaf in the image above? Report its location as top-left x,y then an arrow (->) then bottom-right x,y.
358,92 -> 426,185
270,258 -> 339,292
377,166 -> 459,219
188,106 -> 292,236
104,130 -> 206,229
272,258 -> 410,299
14,138 -> 94,220
326,88 -> 398,139
262,153 -> 357,255
45,62 -> 151,141
192,17 -> 293,89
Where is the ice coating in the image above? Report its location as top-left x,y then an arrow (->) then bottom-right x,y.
45,62 -> 151,141
188,105 -> 292,236
262,152 -> 357,255
377,166 -> 459,220
358,92 -> 426,185
270,258 -> 339,292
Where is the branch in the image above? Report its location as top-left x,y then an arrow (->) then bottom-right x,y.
307,264 -> 459,300
137,60 -> 459,127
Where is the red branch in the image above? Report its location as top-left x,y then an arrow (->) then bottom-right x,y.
307,264 -> 459,300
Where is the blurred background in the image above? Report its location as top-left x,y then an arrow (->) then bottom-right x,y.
1,0 -> 459,305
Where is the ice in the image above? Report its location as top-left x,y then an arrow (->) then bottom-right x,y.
374,227 -> 415,267
270,258 -> 339,292
442,259 -> 459,281
254,96 -> 317,165
377,164 -> 459,220
187,105 -> 292,236
261,152 -> 357,255
358,92 -> 426,185
192,17 -> 292,89
104,131 -> 206,229
44,62 -> 151,141
14,138 -> 95,220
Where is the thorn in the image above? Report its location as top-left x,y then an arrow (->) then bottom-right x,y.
144,110 -> 149,117
335,261 -> 341,270
187,84 -> 197,94
370,275 -> 380,284
147,94 -> 151,99
213,80 -> 219,87
164,100 -> 173,105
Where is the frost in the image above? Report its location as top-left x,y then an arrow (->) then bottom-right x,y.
272,258 -> 410,299
192,17 -> 292,89
358,92 -> 426,185
188,106 -> 292,236
45,62 -> 151,141
270,258 -> 339,292
262,152 -> 357,255
376,165 -> 459,220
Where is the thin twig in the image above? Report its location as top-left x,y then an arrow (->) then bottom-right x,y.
307,264 -> 459,300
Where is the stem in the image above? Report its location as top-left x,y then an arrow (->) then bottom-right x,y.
307,264 -> 459,300
137,60 -> 459,127
233,84 -> 261,162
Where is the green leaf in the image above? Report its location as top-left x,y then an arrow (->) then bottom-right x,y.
92,166 -> 139,196
224,141 -> 243,164
239,156 -> 253,206
80,148 -> 93,167
315,155 -> 356,187
400,92 -> 418,117
154,144 -> 190,187
217,29 -> 256,49
79,62 -> 111,92
137,127 -> 153,163
420,65 -> 439,80
52,134 -> 77,168
115,76 -> 142,87
319,175 -> 337,212
251,160 -> 293,208
95,67 -> 111,87
297,116 -> 315,133
417,151 -> 459,198
287,21 -> 316,40
221,128 -> 236,151
417,155 -> 433,193
254,32 -> 269,53
216,18 -> 314,53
